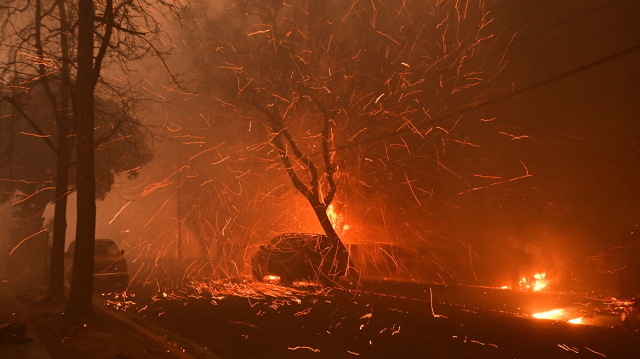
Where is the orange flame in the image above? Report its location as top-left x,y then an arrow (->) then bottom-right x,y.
533,308 -> 564,319
327,204 -> 346,234
532,308 -> 582,324
519,272 -> 549,292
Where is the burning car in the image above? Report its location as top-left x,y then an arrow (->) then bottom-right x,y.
65,238 -> 129,290
251,233 -> 351,286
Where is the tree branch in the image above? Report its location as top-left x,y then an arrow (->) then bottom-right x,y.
2,95 -> 58,154
92,0 -> 115,88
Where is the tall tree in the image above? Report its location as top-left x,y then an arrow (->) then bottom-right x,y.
65,0 -> 183,317
1,0 -> 75,298
179,0 -> 510,278
2,0 -> 182,313
65,0 -> 98,316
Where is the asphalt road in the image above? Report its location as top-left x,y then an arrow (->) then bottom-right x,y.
102,279 -> 640,358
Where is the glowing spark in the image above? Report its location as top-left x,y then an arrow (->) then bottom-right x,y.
211,156 -> 229,165
430,288 -> 446,318
585,347 -> 607,357
348,127 -> 368,142
109,201 -> 132,224
248,29 -> 271,36
188,143 -> 225,162
294,308 -> 312,316
458,174 -> 533,195
499,131 -> 529,140
435,159 -> 463,180
473,174 -> 502,179
143,199 -> 170,228
19,131 -> 51,138
142,180 -> 172,197
9,187 -> 55,207
376,30 -> 400,45
557,344 -> 579,353
9,229 -> 46,255
403,173 -> 421,206
288,346 -> 320,352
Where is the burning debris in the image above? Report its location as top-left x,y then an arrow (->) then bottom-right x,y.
519,272 -> 550,292
532,308 -> 582,324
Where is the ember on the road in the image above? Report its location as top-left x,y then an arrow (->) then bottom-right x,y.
102,278 -> 639,358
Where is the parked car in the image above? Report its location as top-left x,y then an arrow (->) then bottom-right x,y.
65,238 -> 129,290
251,233 -> 352,286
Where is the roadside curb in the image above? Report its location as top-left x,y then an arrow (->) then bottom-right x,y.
93,298 -> 222,359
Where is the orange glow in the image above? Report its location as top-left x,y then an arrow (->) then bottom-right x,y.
533,308 -> 564,320
532,308 -> 583,324
519,272 -> 549,292
567,317 -> 583,324
327,204 -> 339,226
327,204 -> 346,234
264,275 -> 280,283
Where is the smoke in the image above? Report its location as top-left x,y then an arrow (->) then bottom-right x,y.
201,0 -> 232,19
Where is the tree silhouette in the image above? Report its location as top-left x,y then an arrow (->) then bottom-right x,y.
1,0 -> 183,316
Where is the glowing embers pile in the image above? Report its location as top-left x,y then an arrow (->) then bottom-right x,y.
519,272 -> 549,292
188,278 -> 327,303
532,308 -> 583,325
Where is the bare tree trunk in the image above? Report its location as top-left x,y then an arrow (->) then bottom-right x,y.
312,202 -> 350,278
66,0 -> 96,318
249,99 -> 353,278
47,0 -> 73,299
48,130 -> 70,299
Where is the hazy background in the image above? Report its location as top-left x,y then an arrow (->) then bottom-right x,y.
26,0 -> 639,295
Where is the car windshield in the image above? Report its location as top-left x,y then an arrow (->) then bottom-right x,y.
95,241 -> 120,255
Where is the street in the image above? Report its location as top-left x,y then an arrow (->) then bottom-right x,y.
102,279 -> 640,358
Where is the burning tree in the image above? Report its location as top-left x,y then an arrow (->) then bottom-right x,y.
174,0 -> 511,280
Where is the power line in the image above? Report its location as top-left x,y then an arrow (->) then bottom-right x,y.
330,43 -> 640,154
502,0 -> 624,49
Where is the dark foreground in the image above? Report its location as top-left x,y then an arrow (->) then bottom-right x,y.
104,280 -> 640,358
